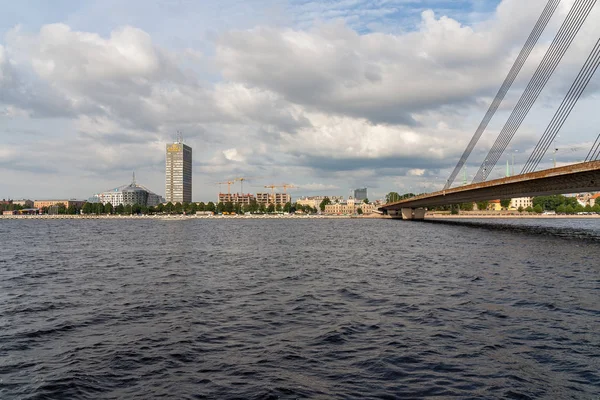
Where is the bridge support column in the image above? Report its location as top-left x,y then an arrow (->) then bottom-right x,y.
401,208 -> 426,220
387,209 -> 402,218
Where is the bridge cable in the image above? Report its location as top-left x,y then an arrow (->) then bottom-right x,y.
585,132 -> 600,161
522,38 -> 600,173
443,0 -> 561,189
471,0 -> 598,183
473,0 -> 597,181
472,0 -> 597,182
523,39 -> 600,171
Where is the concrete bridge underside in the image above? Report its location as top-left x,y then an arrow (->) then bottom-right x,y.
381,161 -> 600,220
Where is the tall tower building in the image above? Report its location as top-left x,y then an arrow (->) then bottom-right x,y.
354,188 -> 367,201
165,137 -> 192,203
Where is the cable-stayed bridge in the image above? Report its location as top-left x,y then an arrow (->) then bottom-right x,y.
381,0 -> 600,219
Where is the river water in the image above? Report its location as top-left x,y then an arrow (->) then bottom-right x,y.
0,218 -> 599,399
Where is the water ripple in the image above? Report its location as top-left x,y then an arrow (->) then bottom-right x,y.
0,218 -> 599,398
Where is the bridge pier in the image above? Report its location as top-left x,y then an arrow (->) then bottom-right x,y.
401,208 -> 426,220
387,209 -> 402,218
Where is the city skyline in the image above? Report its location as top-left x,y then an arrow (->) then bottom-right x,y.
1,0 -> 600,202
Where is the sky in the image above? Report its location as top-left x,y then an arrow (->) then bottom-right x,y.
1,0 -> 599,202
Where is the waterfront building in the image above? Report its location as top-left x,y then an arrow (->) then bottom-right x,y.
165,139 -> 192,203
255,192 -> 291,206
354,188 -> 367,201
34,200 -> 86,209
510,197 -> 533,210
324,199 -> 375,215
488,200 -> 502,211
12,199 -> 33,207
92,174 -> 164,207
296,196 -> 344,209
218,193 -> 256,205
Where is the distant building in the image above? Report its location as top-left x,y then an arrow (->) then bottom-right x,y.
92,174 -> 164,207
324,198 -> 375,215
34,200 -> 86,210
296,196 -> 344,209
510,197 -> 533,210
218,193 -> 256,205
12,199 -> 33,207
256,192 -> 291,206
165,139 -> 192,203
488,200 -> 502,211
354,188 -> 368,201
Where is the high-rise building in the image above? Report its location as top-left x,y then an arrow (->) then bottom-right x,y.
165,139 -> 192,203
354,188 -> 367,201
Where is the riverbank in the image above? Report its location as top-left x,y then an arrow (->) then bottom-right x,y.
2,213 -> 599,220
426,213 -> 600,219
0,213 -> 389,220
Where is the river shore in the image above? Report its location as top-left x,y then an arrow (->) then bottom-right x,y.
1,213 -> 599,220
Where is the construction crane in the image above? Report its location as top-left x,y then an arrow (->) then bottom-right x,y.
282,184 -> 296,193
262,184 -> 296,206
216,181 -> 235,195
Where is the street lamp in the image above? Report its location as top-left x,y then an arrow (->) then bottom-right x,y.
552,148 -> 558,168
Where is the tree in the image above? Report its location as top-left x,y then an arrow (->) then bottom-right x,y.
82,202 -> 92,214
105,202 -> 113,215
197,202 -> 206,212
115,204 -> 125,214
385,192 -> 400,203
518,206 -> 524,213
525,206 -> 533,213
565,205 -> 574,214
592,203 -> 600,213
283,202 -> 291,213
95,203 -> 104,215
67,205 -> 77,215
174,202 -> 183,214
533,204 -> 543,214
533,195 -> 577,212
319,197 -> 331,211
124,204 -> 132,214
363,198 -> 369,204
224,202 -> 234,213
500,199 -> 511,209
357,207 -> 363,215
460,202 -> 474,211
575,204 -> 585,214
216,202 -> 225,214
275,204 -> 282,212
267,204 -> 275,213
584,204 -> 592,212
206,202 -> 216,212
556,204 -> 566,214
477,201 -> 489,211
165,202 -> 174,213
156,203 -> 164,213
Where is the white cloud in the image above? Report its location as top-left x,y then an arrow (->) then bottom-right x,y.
1,0 -> 599,201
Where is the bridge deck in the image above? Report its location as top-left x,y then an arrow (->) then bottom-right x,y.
381,161 -> 600,210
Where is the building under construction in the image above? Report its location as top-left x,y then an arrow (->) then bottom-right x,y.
218,193 -> 256,205
256,192 -> 291,206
